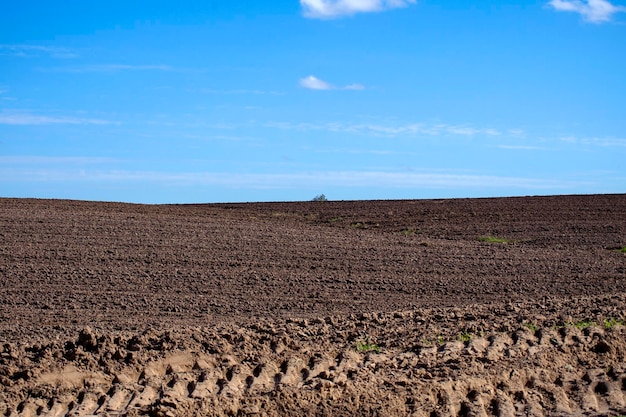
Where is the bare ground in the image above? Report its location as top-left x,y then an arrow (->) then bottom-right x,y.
0,194 -> 625,416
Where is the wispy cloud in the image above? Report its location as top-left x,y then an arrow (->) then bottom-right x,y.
266,121 -> 626,149
301,0 -> 416,19
0,156 -> 119,165
181,133 -> 260,142
265,121 -> 503,137
0,167 -> 583,191
315,147 -> 403,155
0,44 -> 77,58
559,135 -> 626,147
0,111 -> 117,126
299,75 -> 365,91
43,64 -> 172,73
548,0 -> 626,23
507,129 -> 526,137
497,145 -> 545,150
344,83 -> 365,90
199,88 -> 286,95
0,88 -> 16,101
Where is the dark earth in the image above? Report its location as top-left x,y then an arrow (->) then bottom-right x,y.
0,194 -> 625,416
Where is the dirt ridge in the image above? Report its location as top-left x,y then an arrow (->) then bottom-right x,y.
2,296 -> 626,416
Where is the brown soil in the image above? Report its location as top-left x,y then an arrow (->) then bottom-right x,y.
1,194 -> 625,416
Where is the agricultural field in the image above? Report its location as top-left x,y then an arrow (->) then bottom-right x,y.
1,194 -> 625,416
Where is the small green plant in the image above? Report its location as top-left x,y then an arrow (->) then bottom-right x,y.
572,320 -> 595,329
436,334 -> 445,345
479,236 -> 512,244
420,338 -> 433,347
311,194 -> 328,202
351,222 -> 365,229
402,228 -> 416,236
619,247 -> 626,253
330,216 -> 343,223
356,337 -> 380,353
525,323 -> 539,332
459,332 -> 473,343
604,318 -> 625,329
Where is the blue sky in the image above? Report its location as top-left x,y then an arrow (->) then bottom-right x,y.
1,0 -> 625,203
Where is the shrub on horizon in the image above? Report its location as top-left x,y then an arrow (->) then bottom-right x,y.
311,194 -> 328,202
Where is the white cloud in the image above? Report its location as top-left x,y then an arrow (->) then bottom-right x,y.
42,64 -> 172,73
266,121 -> 626,148
344,83 -> 366,90
300,75 -> 334,90
92,64 -> 172,72
301,0 -> 416,19
299,75 -> 365,90
0,156 -> 118,164
445,126 -> 501,136
497,145 -> 545,150
265,121 -> 503,137
199,89 -> 286,95
0,167 -> 581,191
559,136 -> 626,147
0,44 -> 77,58
548,0 -> 626,23
0,88 -> 13,101
0,111 -> 116,125
507,129 -> 526,137
316,147 -> 402,155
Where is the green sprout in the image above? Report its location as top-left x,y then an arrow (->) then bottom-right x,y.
525,323 -> 539,332
572,320 -> 595,330
459,332 -> 473,343
604,318 -> 625,330
356,337 -> 380,353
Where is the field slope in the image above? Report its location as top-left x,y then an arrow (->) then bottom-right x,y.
1,194 -> 625,416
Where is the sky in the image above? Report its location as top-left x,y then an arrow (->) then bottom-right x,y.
1,0 -> 625,203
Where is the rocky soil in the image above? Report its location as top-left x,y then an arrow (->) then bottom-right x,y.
0,194 -> 625,416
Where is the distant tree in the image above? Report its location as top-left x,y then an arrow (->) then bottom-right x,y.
311,194 -> 328,202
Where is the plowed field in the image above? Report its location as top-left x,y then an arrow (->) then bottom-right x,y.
1,194 -> 625,416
